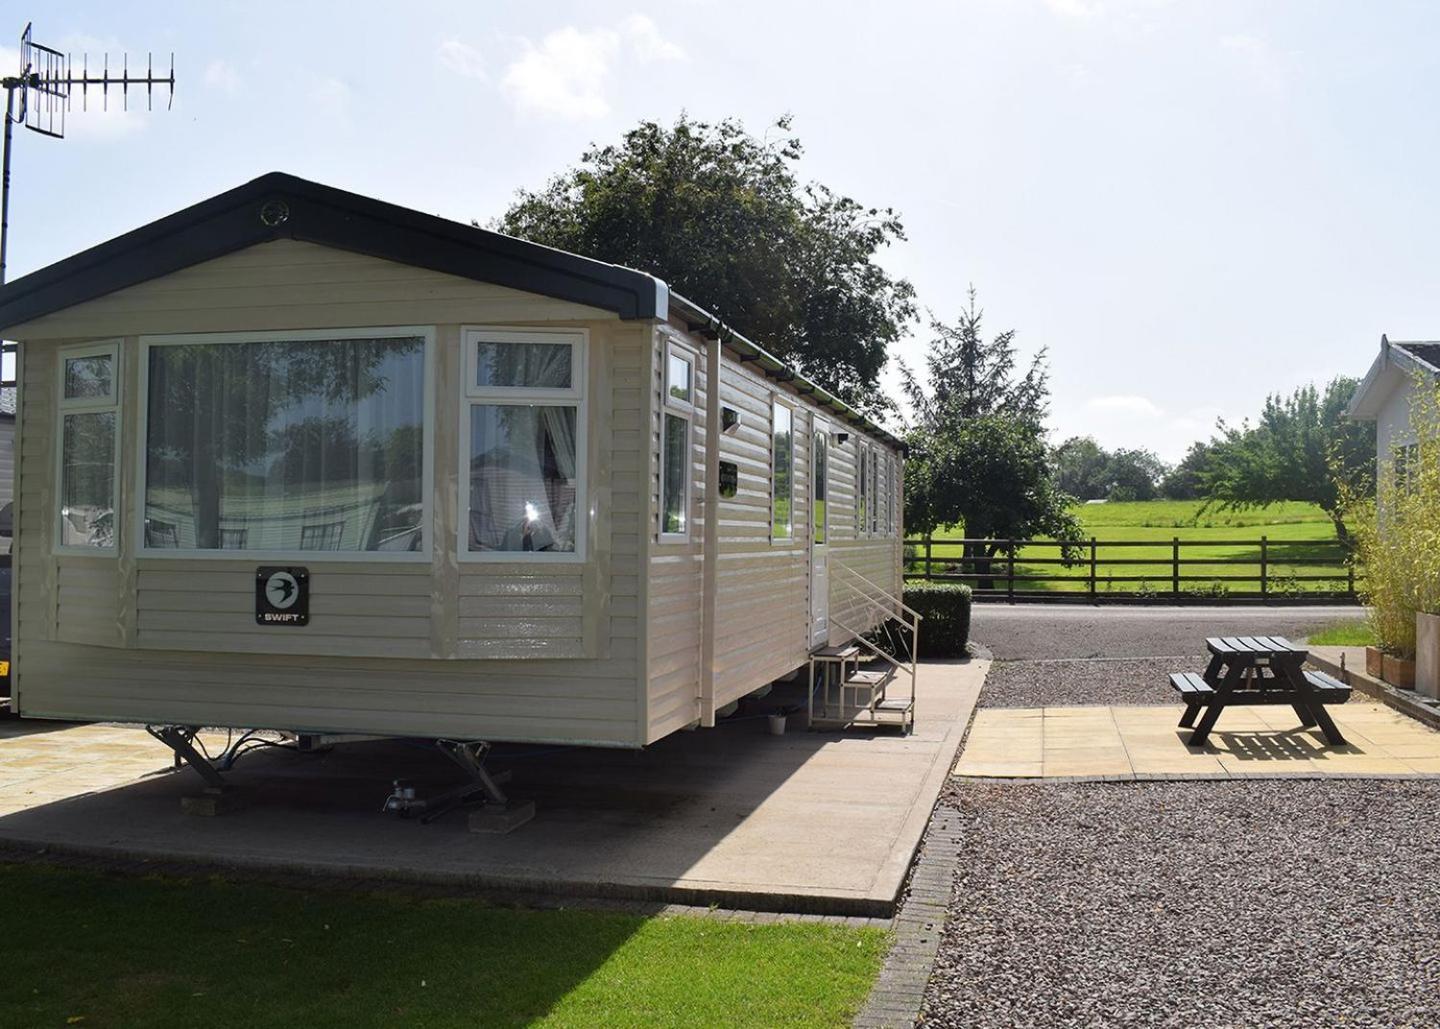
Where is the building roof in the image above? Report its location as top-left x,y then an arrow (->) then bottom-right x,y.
1393,341 -> 1440,371
1348,334 -> 1440,420
0,172 -> 902,450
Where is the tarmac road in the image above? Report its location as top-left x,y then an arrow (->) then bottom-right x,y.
970,603 -> 1364,661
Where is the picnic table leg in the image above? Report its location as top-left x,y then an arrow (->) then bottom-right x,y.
1188,662 -> 1244,747
1291,702 -> 1318,728
1179,701 -> 1202,728
1285,663 -> 1346,746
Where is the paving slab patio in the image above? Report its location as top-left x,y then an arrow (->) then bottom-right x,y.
954,701 -> 1440,780
0,658 -> 985,916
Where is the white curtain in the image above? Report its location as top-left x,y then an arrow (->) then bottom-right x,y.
469,404 -> 578,553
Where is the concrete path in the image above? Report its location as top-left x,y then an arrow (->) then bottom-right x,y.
955,701 -> 1440,780
0,658 -> 985,917
972,604 -> 1361,660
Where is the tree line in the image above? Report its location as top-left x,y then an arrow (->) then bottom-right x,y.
494,114 -> 1376,546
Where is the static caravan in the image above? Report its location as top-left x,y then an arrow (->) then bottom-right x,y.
0,174 -> 910,790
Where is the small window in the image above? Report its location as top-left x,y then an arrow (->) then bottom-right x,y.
772,401 -> 794,541
300,521 -> 345,551
813,424 -> 828,546
57,342 -> 120,551
667,347 -> 694,407
857,443 -> 868,537
870,449 -> 880,536
661,412 -> 690,538
64,353 -> 115,402
475,340 -> 573,390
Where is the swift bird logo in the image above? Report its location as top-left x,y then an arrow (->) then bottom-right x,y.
265,571 -> 300,610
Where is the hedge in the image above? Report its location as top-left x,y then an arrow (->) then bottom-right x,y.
903,582 -> 973,658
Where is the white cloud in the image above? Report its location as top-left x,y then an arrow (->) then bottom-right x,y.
438,40 -> 487,80
504,26 -> 619,120
501,15 -> 686,121
624,14 -> 687,63
1087,394 -> 1164,418
203,59 -> 241,95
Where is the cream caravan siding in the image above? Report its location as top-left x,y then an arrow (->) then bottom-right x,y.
4,240 -> 613,340
643,329 -> 706,739
642,324 -> 904,740
706,352 -> 813,709
828,434 -> 903,639
12,241 -> 650,747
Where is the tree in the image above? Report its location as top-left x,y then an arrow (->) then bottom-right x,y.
903,289 -> 1082,587
1160,441 -> 1213,500
495,115 -> 915,412
1106,448 -> 1167,502
1053,436 -> 1167,501
1201,377 -> 1375,541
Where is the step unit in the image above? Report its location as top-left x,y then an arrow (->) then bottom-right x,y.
807,640 -> 914,734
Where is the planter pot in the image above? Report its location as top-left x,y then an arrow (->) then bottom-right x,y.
1384,653 -> 1417,690
1418,613 -> 1440,699
768,713 -> 787,737
1366,646 -> 1385,679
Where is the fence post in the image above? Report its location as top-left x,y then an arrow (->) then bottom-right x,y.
1348,560 -> 1355,600
1007,540 -> 1016,604
1260,536 -> 1268,599
1172,537 -> 1180,597
924,536 -> 933,581
1089,537 -> 1097,601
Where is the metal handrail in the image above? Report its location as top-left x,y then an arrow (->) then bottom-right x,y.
832,560 -> 925,623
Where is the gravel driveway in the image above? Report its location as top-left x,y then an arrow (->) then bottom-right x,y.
977,656 -> 1205,708
922,779 -> 1440,1028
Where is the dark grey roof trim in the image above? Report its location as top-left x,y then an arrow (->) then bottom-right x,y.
1391,340 -> 1440,372
0,172 -> 667,330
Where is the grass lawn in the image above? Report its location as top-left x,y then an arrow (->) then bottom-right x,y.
1307,621 -> 1377,647
914,500 -> 1354,596
0,864 -> 887,1029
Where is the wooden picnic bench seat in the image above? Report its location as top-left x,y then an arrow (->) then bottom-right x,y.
1302,669 -> 1352,704
1169,672 -> 1215,700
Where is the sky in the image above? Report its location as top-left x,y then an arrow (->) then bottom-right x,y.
3,0 -> 1437,462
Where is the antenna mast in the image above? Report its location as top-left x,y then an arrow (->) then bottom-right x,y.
0,22 -> 176,283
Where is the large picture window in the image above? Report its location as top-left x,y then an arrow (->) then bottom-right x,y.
772,401 -> 793,542
57,342 -> 120,551
464,328 -> 585,559
142,331 -> 429,555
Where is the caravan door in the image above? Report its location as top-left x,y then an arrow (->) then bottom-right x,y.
809,421 -> 829,648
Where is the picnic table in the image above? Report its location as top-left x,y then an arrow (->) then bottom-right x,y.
1169,636 -> 1351,747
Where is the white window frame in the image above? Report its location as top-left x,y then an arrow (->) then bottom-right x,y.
659,341 -> 695,543
55,340 -> 122,555
771,397 -> 795,544
136,326 -> 436,563
460,326 -> 588,564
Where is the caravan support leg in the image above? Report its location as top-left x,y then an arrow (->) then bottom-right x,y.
147,725 -> 241,815
383,739 -> 535,833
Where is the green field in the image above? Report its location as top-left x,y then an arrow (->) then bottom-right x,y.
911,500 -> 1354,597
0,864 -> 887,1028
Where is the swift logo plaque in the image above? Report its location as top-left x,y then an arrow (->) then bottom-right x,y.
256,567 -> 309,626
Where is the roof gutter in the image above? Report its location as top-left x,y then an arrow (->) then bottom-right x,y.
667,290 -> 906,453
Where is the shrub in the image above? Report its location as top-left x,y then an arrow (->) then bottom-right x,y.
903,582 -> 973,658
1343,372 -> 1440,659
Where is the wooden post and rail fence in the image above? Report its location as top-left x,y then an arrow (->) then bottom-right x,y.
905,536 -> 1359,604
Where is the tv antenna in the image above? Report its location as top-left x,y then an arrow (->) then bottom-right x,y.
1,22 -> 176,283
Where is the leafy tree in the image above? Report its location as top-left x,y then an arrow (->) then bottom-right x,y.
1201,377 -> 1375,541
1053,436 -> 1166,501
495,115 -> 915,412
903,289 -> 1081,587
1106,447 -> 1167,502
1160,441 -> 1213,500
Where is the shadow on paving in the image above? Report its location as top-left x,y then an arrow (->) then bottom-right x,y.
0,664 -> 983,916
